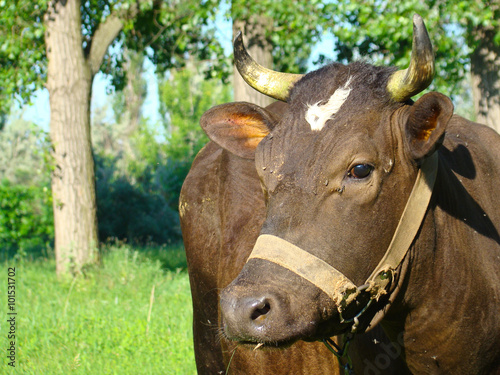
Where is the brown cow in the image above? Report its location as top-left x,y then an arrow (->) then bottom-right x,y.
214,15 -> 500,374
181,101 -> 409,374
180,102 -> 340,374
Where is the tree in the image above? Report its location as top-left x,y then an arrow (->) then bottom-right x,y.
111,49 -> 148,139
0,117 -> 51,187
158,60 -> 231,209
91,62 -> 182,245
90,59 -> 231,246
0,0 -> 224,275
330,1 -> 500,132
232,14 -> 274,106
228,0 -> 342,104
0,117 -> 53,255
159,60 -> 231,159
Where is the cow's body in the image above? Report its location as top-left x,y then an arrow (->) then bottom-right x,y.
206,15 -> 500,375
181,103 -> 410,374
390,116 -> 500,373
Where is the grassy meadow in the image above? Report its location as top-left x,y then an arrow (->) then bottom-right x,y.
0,244 -> 196,374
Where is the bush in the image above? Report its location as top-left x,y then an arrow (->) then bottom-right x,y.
96,173 -> 181,245
0,180 -> 54,254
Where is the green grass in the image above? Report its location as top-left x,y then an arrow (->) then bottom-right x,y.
0,244 -> 196,374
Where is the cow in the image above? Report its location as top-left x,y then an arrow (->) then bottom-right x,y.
181,105 -> 410,372
180,101 -> 339,374
209,14 -> 500,374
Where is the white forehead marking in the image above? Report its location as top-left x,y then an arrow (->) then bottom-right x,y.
305,76 -> 353,131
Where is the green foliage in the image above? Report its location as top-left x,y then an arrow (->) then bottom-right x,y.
101,0 -> 229,90
96,157 -> 181,245
92,60 -> 231,246
111,49 -> 147,127
0,181 -> 53,255
230,0 -> 338,73
0,118 -> 53,254
0,116 -> 51,186
93,118 -> 183,245
330,1 -> 498,102
0,0 -> 47,115
0,0 -> 227,118
157,61 -> 232,209
159,60 -> 231,161
0,243 -> 196,374
124,124 -> 164,180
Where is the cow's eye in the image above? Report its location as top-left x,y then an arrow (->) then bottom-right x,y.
348,164 -> 373,179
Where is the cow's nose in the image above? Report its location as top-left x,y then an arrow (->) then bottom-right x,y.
249,298 -> 271,321
220,289 -> 281,341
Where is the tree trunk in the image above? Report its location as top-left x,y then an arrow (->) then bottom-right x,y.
232,16 -> 274,106
45,0 -> 98,275
470,26 -> 500,134
122,49 -> 146,136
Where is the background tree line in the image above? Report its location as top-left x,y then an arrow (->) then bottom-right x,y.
0,58 -> 228,254
0,0 -> 498,275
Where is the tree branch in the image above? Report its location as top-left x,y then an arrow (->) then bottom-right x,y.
88,3 -> 140,76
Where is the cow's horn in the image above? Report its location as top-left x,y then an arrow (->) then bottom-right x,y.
387,14 -> 435,102
234,32 -> 303,102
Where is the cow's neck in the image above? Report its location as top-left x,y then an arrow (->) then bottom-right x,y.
380,162 -> 500,374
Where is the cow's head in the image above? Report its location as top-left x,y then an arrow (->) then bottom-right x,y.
204,15 -> 454,346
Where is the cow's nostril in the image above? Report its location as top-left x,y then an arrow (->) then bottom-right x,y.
251,301 -> 271,320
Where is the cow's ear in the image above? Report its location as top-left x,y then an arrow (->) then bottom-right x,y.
201,102 -> 278,159
404,92 -> 454,160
